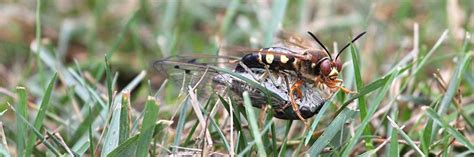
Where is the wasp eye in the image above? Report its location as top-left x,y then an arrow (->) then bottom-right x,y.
335,59 -> 342,71
320,60 -> 331,76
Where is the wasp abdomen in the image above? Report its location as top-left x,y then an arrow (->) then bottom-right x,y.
236,47 -> 297,72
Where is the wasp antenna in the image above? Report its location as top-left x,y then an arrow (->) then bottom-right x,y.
335,32 -> 366,60
308,31 -> 332,60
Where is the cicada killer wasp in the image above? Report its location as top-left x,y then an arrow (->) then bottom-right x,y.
232,31 -> 366,123
154,31 -> 366,124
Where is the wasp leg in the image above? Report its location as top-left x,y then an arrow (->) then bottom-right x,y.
322,84 -> 335,100
259,105 -> 268,126
333,79 -> 356,94
279,75 -> 292,110
289,80 -> 307,127
338,85 -> 356,94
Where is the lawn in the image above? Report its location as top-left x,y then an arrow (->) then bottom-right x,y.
0,0 -> 473,156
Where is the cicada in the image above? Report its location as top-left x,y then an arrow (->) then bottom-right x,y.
154,31 -> 366,122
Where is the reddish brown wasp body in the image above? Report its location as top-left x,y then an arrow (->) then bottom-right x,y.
234,32 -> 366,123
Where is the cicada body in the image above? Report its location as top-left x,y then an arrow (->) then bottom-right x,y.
154,56 -> 329,120
213,68 -> 329,120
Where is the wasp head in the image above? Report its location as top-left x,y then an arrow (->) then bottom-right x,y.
307,31 -> 366,81
320,58 -> 342,80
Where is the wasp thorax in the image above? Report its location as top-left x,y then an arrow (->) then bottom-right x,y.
306,50 -> 326,63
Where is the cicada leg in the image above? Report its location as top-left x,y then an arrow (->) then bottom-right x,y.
289,79 -> 308,127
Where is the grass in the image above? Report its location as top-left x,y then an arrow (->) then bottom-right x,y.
0,0 -> 473,156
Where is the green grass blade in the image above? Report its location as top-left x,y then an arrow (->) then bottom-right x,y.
159,0 -> 179,56
107,135 -> 139,157
209,114 -> 232,153
421,96 -> 441,156
25,73 -> 58,156
413,30 -> 448,75
238,120 -> 273,156
212,66 -> 282,101
8,102 -> 61,156
68,68 -> 107,108
105,55 -> 113,108
70,103 -> 101,144
263,0 -> 288,46
183,117 -> 199,146
424,107 -> 474,151
341,69 -> 399,156
235,131 -> 242,155
89,105 -> 95,157
31,42 -> 90,101
70,136 -> 91,156
350,41 -> 373,150
15,87 -> 28,157
436,51 -> 471,113
262,112 -> 274,155
0,143 -> 11,157
307,108 -> 356,155
102,71 -> 146,156
431,36 -> 472,139
219,96 -> 244,133
421,119 -> 433,155
218,95 -> 248,154
386,116 -> 424,157
304,98 -> 332,145
135,97 -> 160,157
219,0 -> 240,34
270,123 -> 277,157
119,92 -> 130,144
189,96 -> 231,152
101,99 -> 122,156
388,113 -> 399,156
198,105 -> 231,153
242,92 -> 266,157
34,0 -> 44,87
109,120 -> 171,157
332,64 -> 407,118
278,121 -> 292,157
171,98 -> 191,153
0,122 -> 10,157
105,10 -> 138,60
338,69 -> 403,110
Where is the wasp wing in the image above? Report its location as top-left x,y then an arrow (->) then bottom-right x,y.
276,31 -> 316,52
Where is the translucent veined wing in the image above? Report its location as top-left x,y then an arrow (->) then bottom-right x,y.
275,31 -> 316,52
154,54 -> 241,76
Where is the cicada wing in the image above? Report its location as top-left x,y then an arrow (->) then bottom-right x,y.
154,54 -> 242,98
154,54 -> 242,81
154,55 -> 240,76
